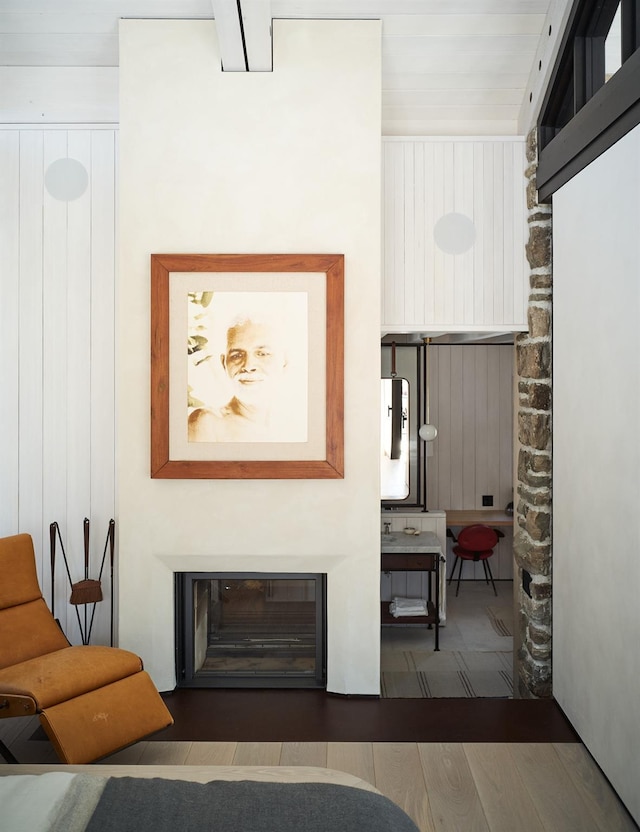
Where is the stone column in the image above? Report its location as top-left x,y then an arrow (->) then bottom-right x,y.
514,128 -> 552,698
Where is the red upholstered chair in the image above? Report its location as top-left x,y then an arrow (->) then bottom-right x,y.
0,533 -> 173,764
447,524 -> 502,597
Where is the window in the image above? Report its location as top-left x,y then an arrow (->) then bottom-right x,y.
537,0 -> 640,199
605,4 -> 623,81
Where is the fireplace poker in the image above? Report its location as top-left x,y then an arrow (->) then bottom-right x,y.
50,522 -> 85,642
87,519 -> 115,646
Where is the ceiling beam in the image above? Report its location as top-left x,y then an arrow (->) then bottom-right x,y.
210,0 -> 247,71
210,0 -> 272,72
241,0 -> 273,71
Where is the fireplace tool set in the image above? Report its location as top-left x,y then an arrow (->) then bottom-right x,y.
49,518 -> 115,646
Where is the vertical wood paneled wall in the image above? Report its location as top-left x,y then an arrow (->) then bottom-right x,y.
0,127 -> 117,645
427,344 -> 514,580
0,128 -> 518,637
382,137 -> 528,332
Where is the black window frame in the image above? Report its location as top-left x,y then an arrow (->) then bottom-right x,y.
537,0 -> 640,200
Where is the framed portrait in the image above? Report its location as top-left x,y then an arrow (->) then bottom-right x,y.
150,253 -> 344,479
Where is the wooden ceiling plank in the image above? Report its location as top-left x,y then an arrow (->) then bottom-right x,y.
383,104 -> 522,120
382,35 -> 542,56
384,72 -> 530,90
0,0 -> 211,12
0,9 -> 213,35
0,33 -> 117,66
385,89 -> 525,106
381,14 -> 547,36
272,1 -> 551,16
383,52 -> 537,74
0,13 -> 121,34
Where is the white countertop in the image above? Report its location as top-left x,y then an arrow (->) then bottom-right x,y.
381,531 -> 442,554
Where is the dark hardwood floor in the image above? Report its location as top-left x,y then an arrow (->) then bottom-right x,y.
156,688 -> 580,743
160,581 -> 577,745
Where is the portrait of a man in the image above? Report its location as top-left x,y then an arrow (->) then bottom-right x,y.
187,291 -> 308,443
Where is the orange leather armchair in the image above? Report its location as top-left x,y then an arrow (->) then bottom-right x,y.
0,533 -> 173,764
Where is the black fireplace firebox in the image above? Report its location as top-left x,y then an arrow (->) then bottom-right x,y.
175,572 -> 327,688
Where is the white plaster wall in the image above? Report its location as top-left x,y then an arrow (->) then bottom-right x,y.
117,19 -> 381,694
553,124 -> 640,824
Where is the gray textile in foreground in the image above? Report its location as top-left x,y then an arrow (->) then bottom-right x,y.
84,778 -> 420,832
49,775 -> 108,832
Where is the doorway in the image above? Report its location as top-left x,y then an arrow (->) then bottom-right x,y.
380,336 -> 516,698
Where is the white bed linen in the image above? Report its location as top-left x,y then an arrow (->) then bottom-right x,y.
0,772 -> 77,832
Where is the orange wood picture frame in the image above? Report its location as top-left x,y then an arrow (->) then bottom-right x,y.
150,253 -> 344,479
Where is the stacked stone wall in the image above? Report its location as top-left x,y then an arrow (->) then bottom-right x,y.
514,129 -> 553,698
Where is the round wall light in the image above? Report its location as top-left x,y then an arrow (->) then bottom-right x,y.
433,212 -> 476,255
45,158 -> 89,202
419,423 -> 438,441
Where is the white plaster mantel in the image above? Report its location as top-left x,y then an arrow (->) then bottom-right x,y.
156,554 -> 350,574
117,18 -> 382,697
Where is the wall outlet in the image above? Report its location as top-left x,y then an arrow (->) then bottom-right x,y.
482,495 -> 494,506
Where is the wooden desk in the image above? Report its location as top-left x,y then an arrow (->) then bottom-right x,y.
380,531 -> 443,651
445,510 -> 513,528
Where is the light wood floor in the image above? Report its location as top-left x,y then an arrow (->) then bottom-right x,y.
1,716 -> 637,831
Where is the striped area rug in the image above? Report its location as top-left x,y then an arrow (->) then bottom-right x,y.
486,605 -> 514,637
381,650 -> 513,698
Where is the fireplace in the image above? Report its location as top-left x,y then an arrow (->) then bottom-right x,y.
175,572 -> 327,688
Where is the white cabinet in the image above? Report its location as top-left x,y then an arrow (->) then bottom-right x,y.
382,137 -> 529,333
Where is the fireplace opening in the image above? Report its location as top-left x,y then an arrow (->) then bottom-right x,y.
175,572 -> 327,688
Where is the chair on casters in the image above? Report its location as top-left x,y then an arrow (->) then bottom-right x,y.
447,524 -> 503,597
0,533 -> 174,764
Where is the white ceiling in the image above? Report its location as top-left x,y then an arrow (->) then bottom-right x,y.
0,0 -> 573,136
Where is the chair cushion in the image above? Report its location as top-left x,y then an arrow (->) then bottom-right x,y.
456,524 -> 499,550
39,670 -> 173,764
0,645 -> 143,709
0,599 -> 70,670
0,534 -> 43,610
453,545 -> 493,561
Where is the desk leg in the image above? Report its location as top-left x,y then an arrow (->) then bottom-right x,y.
434,558 -> 440,651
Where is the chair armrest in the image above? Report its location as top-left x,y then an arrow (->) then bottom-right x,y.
0,694 -> 38,718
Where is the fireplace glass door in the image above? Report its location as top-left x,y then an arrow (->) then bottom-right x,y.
175,572 -> 326,688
